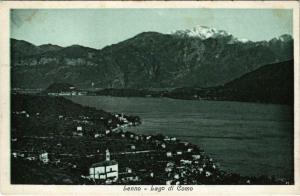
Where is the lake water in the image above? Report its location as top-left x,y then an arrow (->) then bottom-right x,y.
68,96 -> 294,178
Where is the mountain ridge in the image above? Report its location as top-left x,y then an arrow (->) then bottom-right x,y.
11,27 -> 293,89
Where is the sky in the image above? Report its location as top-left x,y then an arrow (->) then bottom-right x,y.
11,9 -> 293,49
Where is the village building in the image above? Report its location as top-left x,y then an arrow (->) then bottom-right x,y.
205,171 -> 212,177
94,133 -> 104,138
192,154 -> 201,160
89,149 -> 118,182
73,126 -> 83,136
165,162 -> 174,172
39,152 -> 49,164
119,167 -> 139,182
130,145 -> 136,150
180,159 -> 192,165
12,152 -> 17,158
26,154 -> 36,161
166,179 -> 173,185
126,167 -> 132,173
150,172 -> 154,178
166,151 -> 172,157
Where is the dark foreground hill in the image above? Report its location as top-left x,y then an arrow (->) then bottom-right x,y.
220,60 -> 293,104
166,60 -> 294,105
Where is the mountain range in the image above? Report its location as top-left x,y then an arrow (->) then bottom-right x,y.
11,26 -> 293,89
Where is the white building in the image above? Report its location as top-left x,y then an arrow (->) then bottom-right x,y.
130,145 -> 136,150
192,154 -> 201,160
39,152 -> 49,164
89,149 -> 118,182
166,151 -> 172,157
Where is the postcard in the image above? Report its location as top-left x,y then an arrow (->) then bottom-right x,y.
0,1 -> 299,195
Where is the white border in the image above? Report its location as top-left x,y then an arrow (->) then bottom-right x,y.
0,1 -> 299,195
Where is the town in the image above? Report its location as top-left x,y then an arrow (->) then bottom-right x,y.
11,94 -> 291,185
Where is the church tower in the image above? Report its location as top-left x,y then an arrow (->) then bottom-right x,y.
105,149 -> 110,161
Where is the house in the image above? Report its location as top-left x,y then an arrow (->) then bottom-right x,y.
25,156 -> 36,161
198,168 -> 203,173
94,133 -> 104,138
73,126 -> 83,136
163,136 -> 170,141
120,173 -> 135,182
150,172 -> 154,178
166,180 -> 173,185
89,149 -> 118,182
165,167 -> 172,172
180,159 -> 192,165
126,167 -> 132,173
192,154 -> 201,160
165,162 -> 174,172
12,152 -> 17,158
39,152 -> 49,164
205,171 -> 212,177
166,151 -> 172,157
119,167 -> 138,182
130,145 -> 136,150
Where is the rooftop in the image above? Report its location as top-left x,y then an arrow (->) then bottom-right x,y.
91,160 -> 118,167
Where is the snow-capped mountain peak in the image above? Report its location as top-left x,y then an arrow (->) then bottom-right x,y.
173,26 -> 231,39
237,38 -> 250,43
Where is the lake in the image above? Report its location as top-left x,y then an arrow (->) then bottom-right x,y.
68,96 -> 294,179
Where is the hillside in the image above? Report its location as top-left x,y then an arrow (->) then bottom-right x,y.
11,94 -> 115,136
166,60 -> 294,105
221,60 -> 294,104
11,26 -> 293,89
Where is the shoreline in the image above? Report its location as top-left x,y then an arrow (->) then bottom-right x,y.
11,94 -> 293,185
